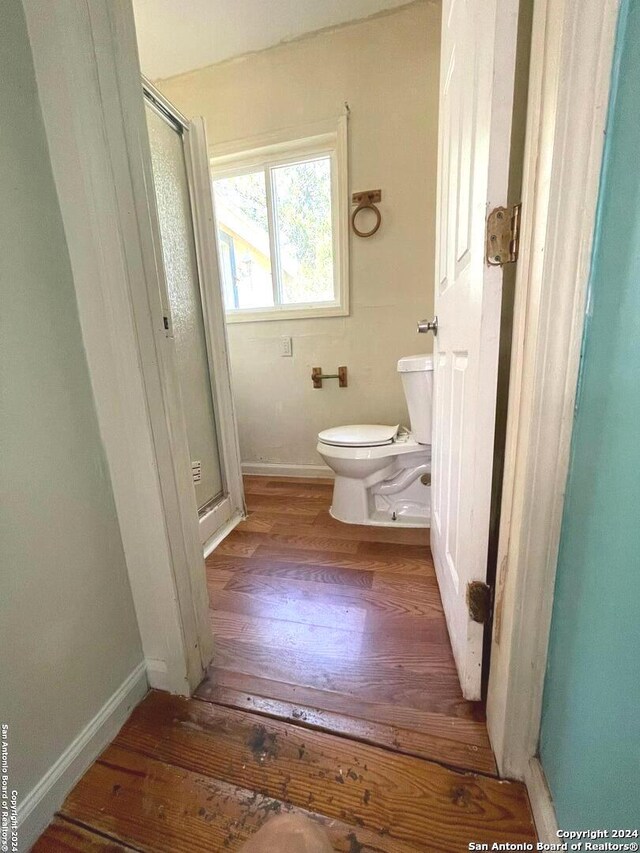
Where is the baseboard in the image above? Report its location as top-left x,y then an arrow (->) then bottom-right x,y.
19,661 -> 148,851
242,462 -> 333,479
525,757 -> 559,843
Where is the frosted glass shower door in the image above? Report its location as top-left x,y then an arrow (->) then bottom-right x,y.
145,102 -> 223,513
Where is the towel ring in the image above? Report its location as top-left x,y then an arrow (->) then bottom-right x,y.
351,190 -> 382,238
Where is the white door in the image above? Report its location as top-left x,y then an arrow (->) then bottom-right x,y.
429,0 -> 520,699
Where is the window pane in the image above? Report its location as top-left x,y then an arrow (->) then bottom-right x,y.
272,157 -> 335,305
213,171 -> 274,310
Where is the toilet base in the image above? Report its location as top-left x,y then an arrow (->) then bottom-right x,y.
328,460 -> 431,529
329,504 -> 430,529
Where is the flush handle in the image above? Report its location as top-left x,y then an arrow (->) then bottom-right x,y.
417,316 -> 438,335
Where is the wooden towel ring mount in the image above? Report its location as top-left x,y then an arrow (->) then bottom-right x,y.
351,189 -> 382,238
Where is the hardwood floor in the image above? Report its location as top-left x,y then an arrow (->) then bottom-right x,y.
35,477 -> 536,851
37,689 -> 535,852
200,476 -> 495,775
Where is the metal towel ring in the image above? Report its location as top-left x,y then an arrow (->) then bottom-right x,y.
351,190 -> 382,238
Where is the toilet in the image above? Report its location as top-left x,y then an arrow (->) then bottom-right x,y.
317,354 -> 433,528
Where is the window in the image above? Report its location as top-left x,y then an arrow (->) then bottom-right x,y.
211,120 -> 348,322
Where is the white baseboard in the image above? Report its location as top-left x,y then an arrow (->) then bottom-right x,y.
242,462 -> 333,479
144,658 -> 187,694
525,757 -> 559,844
19,661 -> 148,851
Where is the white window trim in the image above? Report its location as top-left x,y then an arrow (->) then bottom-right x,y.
210,117 -> 349,323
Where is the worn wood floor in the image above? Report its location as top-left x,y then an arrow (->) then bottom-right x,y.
200,476 -> 495,775
36,476 -> 536,851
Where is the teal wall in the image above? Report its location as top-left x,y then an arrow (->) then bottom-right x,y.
539,0 -> 640,828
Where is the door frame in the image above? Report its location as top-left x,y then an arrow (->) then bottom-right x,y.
485,0 -> 619,814
22,0 -> 619,807
22,0 -> 243,694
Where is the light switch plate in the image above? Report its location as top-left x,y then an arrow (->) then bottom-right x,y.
191,461 -> 201,484
280,336 -> 293,357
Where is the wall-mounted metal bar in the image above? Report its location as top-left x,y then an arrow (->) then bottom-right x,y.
311,366 -> 348,388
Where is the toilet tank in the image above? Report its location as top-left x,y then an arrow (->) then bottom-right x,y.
397,354 -> 434,444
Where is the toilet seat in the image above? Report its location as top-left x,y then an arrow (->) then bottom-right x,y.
317,424 -> 399,448
317,434 -> 427,461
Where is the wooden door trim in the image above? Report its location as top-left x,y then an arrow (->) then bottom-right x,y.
486,0 -> 619,803
22,0 -> 223,694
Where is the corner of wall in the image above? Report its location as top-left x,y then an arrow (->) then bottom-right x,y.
18,663 -> 148,851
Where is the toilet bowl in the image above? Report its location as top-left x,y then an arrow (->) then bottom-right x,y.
317,355 -> 433,528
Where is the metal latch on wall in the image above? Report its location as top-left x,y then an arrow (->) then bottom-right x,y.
467,580 -> 492,624
486,203 -> 522,266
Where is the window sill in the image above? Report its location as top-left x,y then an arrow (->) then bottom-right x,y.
225,304 -> 349,324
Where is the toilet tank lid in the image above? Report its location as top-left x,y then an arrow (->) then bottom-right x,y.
397,354 -> 434,373
318,424 -> 399,447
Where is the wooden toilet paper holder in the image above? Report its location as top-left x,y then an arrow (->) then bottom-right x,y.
311,366 -> 348,389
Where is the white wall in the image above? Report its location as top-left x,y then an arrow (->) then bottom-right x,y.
0,0 -> 144,819
158,1 -> 440,469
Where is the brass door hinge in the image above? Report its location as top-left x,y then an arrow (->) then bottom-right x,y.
486,203 -> 522,266
467,581 -> 492,624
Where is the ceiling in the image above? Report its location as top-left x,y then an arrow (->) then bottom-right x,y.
133,0 -> 415,80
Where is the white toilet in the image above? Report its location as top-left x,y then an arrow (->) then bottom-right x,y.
317,354 -> 433,528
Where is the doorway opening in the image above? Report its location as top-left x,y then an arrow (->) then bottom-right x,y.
133,0 -> 527,781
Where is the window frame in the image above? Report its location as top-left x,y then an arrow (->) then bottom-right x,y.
210,117 -> 349,323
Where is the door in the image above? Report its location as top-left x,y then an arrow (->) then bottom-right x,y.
144,87 -> 244,548
429,0 -> 520,699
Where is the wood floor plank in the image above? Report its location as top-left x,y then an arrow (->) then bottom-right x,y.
207,547 -> 435,577
239,511 -> 318,529
244,494 -> 328,516
210,586 -> 374,631
212,571 -> 443,617
206,568 -> 233,589
372,572 -> 443,599
60,744 -> 409,853
196,675 -> 497,775
112,692 -> 535,850
210,586 -> 446,633
223,529 -> 361,556
214,538 -> 259,558
244,479 -> 334,498
209,610 -> 455,673
202,668 -> 488,733
270,520 -> 430,548
310,511 -> 430,546
207,554 -> 375,589
357,540 -> 432,561
212,638 -> 465,709
234,514 -> 277,534
33,817 -> 138,852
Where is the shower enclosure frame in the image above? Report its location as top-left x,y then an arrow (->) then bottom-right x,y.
143,79 -> 245,552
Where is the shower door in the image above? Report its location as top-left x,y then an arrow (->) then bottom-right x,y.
144,86 -> 243,546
